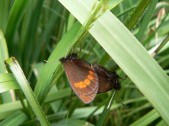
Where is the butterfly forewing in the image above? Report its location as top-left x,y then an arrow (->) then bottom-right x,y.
62,59 -> 98,103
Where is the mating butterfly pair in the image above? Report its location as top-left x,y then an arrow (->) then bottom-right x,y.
60,53 -> 120,104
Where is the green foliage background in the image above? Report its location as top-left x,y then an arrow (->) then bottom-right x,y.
0,0 -> 169,126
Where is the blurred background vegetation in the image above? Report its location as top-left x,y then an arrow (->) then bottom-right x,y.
0,0 -> 169,126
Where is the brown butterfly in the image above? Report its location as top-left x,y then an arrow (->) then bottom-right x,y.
60,53 -> 98,104
60,53 -> 120,104
93,64 -> 121,94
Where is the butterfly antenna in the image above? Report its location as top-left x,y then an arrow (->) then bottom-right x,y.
79,42 -> 82,54
117,91 -> 125,107
43,60 -> 57,64
118,75 -> 127,80
65,111 -> 69,126
65,48 -> 69,57
44,60 -> 48,63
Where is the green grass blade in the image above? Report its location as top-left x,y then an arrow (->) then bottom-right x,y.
107,0 -> 124,10
0,100 -> 26,114
21,0 -> 45,71
5,57 -> 50,126
0,73 -> 19,93
156,120 -> 168,126
34,22 -> 81,103
125,0 -> 152,30
5,0 -> 29,47
96,91 -> 116,126
0,88 -> 71,115
0,30 -> 8,72
56,119 -> 94,126
136,0 -> 158,40
45,88 -> 71,103
0,111 -> 28,126
130,109 -> 160,126
0,1 -> 10,31
0,30 -> 12,103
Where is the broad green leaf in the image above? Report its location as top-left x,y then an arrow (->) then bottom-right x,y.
59,0 -> 169,124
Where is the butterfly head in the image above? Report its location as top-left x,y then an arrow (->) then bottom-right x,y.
108,72 -> 121,90
60,53 -> 78,63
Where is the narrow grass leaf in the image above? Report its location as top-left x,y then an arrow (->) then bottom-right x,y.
0,30 -> 8,73
45,88 -> 71,103
5,0 -> 29,46
55,119 -> 94,126
107,0 -> 124,10
125,0 -> 152,30
136,0 -> 158,40
96,91 -> 116,126
34,22 -> 81,103
130,109 -> 160,126
5,57 -> 50,126
0,73 -> 19,93
0,99 -> 27,113
0,111 -> 28,126
0,1 -> 10,31
156,120 -> 168,126
0,30 -> 12,103
0,88 -> 70,114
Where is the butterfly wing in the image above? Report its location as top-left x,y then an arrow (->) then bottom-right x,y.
93,64 -> 114,94
62,59 -> 98,103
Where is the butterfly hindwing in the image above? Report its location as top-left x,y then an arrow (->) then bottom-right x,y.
93,64 -> 120,94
